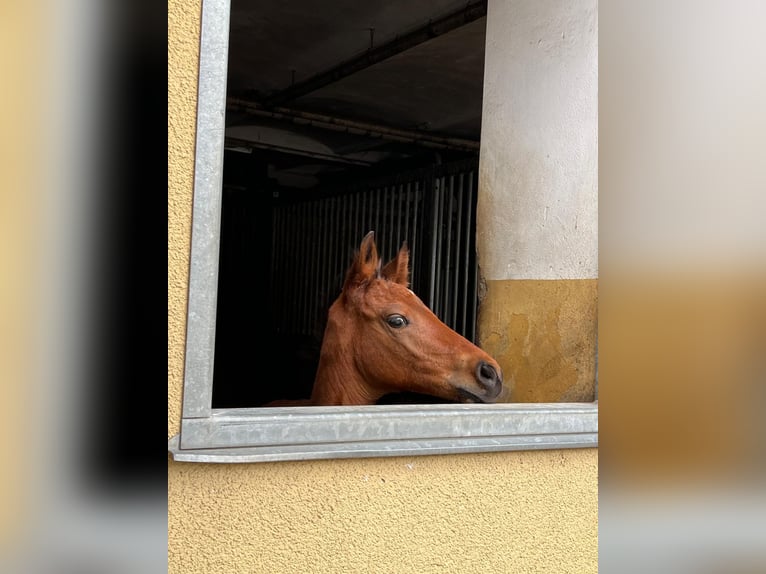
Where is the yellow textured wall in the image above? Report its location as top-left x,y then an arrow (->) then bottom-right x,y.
480,280 -> 598,403
168,1 -> 597,572
169,452 -> 597,573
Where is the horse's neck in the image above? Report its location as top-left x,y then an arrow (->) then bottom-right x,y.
311,351 -> 381,406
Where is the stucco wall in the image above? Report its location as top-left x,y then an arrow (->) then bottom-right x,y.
168,1 -> 597,572
168,452 -> 597,573
477,0 -> 598,281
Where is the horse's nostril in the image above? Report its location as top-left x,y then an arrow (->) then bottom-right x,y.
476,361 -> 501,390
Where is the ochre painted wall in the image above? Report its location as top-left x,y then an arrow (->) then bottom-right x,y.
480,279 -> 598,402
168,1 -> 597,572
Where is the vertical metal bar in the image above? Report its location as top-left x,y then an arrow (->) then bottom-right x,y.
298,202 -> 307,335
329,196 -> 337,295
304,201 -> 312,336
340,192 -> 349,285
311,199 -> 321,334
428,176 -> 440,309
319,198 -> 327,332
348,192 -> 355,263
437,175 -> 446,319
331,195 -> 339,295
304,201 -> 313,336
379,186 -> 386,256
444,174 -> 455,328
461,177 -> 471,339
281,203 -> 289,334
403,182 -> 411,285
404,182 -> 412,248
307,200 -> 315,336
454,172 -> 465,334
354,192 -> 362,248
411,180 -> 420,289
365,188 -> 373,237
349,192 -> 356,261
318,197 -> 327,326
270,204 -> 280,331
467,170 -> 477,343
294,202 -> 302,335
395,183 -> 403,252
388,185 -> 396,259
369,187 -> 375,236
327,196 -> 334,313
349,192 -> 355,270
280,203 -> 289,331
362,188 -> 372,235
285,203 -> 294,334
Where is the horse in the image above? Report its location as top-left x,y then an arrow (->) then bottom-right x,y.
266,231 -> 503,406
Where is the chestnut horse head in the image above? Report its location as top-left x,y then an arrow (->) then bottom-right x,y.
309,231 -> 503,406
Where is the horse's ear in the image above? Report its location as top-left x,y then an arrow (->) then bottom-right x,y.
343,231 -> 380,291
381,241 -> 410,287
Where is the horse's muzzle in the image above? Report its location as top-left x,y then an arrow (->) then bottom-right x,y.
475,361 -> 503,400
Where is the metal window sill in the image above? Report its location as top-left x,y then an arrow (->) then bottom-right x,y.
168,402 -> 597,463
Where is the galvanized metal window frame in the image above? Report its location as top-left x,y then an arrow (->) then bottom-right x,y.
167,0 -> 597,464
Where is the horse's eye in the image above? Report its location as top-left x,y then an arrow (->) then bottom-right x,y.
386,314 -> 409,329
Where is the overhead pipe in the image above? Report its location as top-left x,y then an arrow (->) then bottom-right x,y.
227,97 -> 481,152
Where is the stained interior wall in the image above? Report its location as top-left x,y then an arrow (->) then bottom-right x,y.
477,0 -> 598,402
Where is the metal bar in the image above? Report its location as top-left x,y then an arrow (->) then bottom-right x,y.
396,183 -> 403,251
467,171 -> 477,343
330,196 -> 339,295
298,203 -> 308,334
311,200 -> 321,333
454,172 -> 465,334
434,176 -> 445,316
356,191 -> 363,247
411,181 -> 420,289
364,188 -> 372,238
303,202 -> 312,335
428,177 -> 439,307
171,432 -> 599,463
272,204 -> 284,331
444,174 -> 455,328
180,0 -> 230,418
177,402 -> 598,451
375,186 -> 381,241
404,182 -> 412,252
340,192 -> 349,287
319,198 -> 328,327
226,100 -> 481,153
388,185 -> 396,259
284,203 -> 294,333
224,136 -> 374,166
328,196 -> 337,297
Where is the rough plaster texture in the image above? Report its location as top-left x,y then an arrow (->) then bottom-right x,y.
169,450 -> 597,574
168,0 -> 201,435
477,0 -> 598,280
168,1 -> 597,572
480,279 -> 598,402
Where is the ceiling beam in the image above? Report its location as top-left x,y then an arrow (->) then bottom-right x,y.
260,0 -> 488,107
224,136 -> 375,167
228,97 -> 480,152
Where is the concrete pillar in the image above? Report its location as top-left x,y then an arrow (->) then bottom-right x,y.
477,0 -> 598,402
